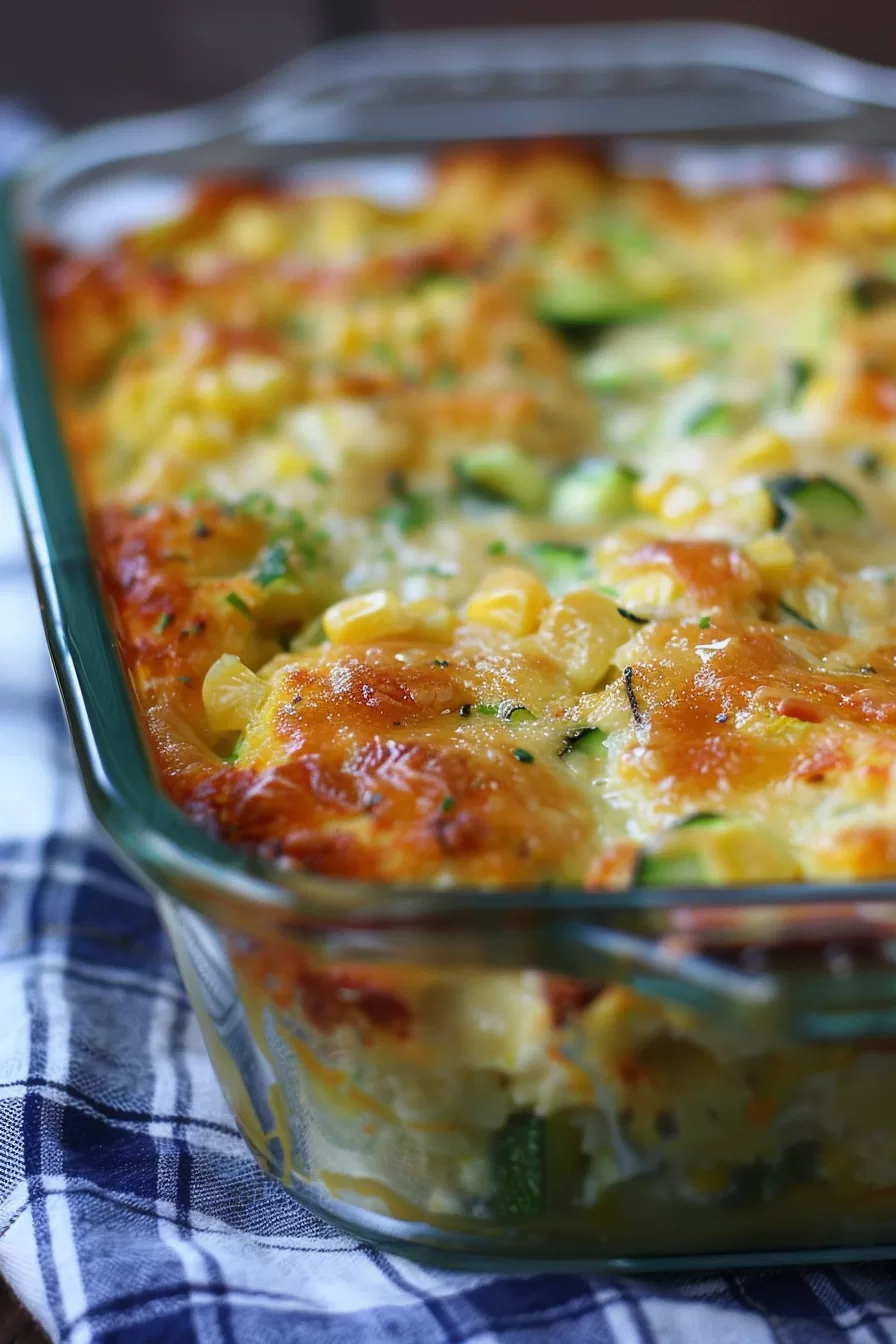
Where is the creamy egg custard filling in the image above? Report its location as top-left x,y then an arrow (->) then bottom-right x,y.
32,152 -> 896,1239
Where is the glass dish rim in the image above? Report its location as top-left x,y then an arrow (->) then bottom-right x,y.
5,22 -> 896,930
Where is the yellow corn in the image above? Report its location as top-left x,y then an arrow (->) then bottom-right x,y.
658,480 -> 710,524
745,533 -> 797,590
220,202 -> 289,259
634,472 -> 679,515
463,566 -> 549,636
723,486 -> 777,536
264,441 -> 316,481
655,347 -> 704,382
537,588 -> 631,692
618,571 -> 681,612
802,372 -> 839,414
194,355 -> 288,422
729,428 -> 794,476
202,654 -> 269,733
162,413 -> 233,463
322,590 -> 413,644
403,598 -> 458,642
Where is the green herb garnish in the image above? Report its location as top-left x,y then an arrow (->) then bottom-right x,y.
225,592 -> 255,621
512,747 -> 535,763
154,612 -> 174,634
254,541 -> 291,589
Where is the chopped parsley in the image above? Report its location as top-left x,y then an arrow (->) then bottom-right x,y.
154,612 -> 174,634
699,615 -> 711,630
487,539 -> 508,557
308,466 -> 330,486
432,658 -> 450,668
254,541 -> 291,588
512,747 -> 535,763
786,357 -> 814,405
372,340 -> 401,369
440,796 -> 455,813
432,361 -> 459,388
376,478 -> 434,536
685,401 -> 732,437
225,592 -> 255,621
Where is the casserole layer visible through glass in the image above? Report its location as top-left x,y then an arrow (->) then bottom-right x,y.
8,25 -> 896,1267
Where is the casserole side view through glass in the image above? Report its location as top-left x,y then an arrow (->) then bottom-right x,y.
8,23 -> 896,1269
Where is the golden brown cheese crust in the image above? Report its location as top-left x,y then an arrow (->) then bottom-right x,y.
32,149 -> 896,887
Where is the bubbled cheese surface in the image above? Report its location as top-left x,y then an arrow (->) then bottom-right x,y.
32,151 -> 896,887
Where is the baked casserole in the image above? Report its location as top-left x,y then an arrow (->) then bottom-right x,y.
29,149 -> 896,1247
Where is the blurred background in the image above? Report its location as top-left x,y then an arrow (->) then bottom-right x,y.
3,0 -> 896,129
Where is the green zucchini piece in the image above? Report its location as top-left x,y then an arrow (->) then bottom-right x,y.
684,401 -> 733,437
785,358 -> 814,405
525,541 -> 589,594
492,1112 -> 587,1219
498,702 -> 537,724
492,1113 -> 544,1218
635,850 -> 709,886
850,275 -> 896,312
578,350 -> 634,395
550,460 -> 639,526
535,275 -> 660,326
674,812 -> 726,829
768,474 -> 865,532
561,726 -> 608,759
455,443 -> 549,512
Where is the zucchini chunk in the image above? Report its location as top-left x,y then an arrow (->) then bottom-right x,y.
550,460 -> 639,525
684,401 -> 733,437
455,443 -> 549,512
768,474 -> 864,532
535,276 -> 662,344
492,1113 -> 544,1218
492,1112 -> 587,1219
525,541 -> 589,594
560,725 -> 608,759
850,275 -> 896,312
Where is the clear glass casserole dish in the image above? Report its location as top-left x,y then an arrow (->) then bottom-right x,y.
8,22 -> 896,1270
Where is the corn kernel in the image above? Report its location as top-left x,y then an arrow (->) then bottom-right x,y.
658,480 -> 710,524
723,486 -> 777,536
537,589 -> 631,692
162,413 -> 232,463
194,355 -> 288,422
618,571 -> 681,612
463,567 -> 549,636
323,590 -> 413,645
634,473 -> 679,515
745,533 -> 796,589
729,429 -> 794,476
655,347 -> 704,382
265,442 -> 316,481
220,203 -> 289,260
202,654 -> 269,733
802,373 -> 839,414
403,598 -> 458,642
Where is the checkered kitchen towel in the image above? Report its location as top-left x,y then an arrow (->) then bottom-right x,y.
5,105 -> 896,1344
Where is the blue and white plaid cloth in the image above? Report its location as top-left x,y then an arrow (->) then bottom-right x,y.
5,103 -> 896,1344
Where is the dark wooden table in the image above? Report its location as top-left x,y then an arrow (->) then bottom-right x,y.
0,1284 -> 44,1343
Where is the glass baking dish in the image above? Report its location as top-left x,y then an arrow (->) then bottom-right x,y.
7,21 -> 896,1271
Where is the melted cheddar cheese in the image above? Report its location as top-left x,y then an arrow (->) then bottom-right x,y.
32,149 -> 896,887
